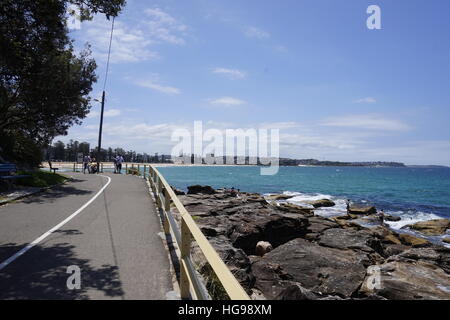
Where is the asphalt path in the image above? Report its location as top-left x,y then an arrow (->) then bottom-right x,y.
0,172 -> 173,300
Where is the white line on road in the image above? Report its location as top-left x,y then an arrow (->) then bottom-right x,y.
0,174 -> 112,271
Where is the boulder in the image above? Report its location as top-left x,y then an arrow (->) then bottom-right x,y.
402,219 -> 450,236
171,186 -> 185,195
369,226 -> 402,245
384,215 -> 401,222
443,237 -> 450,244
349,206 -> 377,215
383,244 -> 410,257
306,216 -> 339,234
360,261 -> 450,300
265,194 -> 294,201
387,246 -> 450,273
275,283 -> 318,300
398,233 -> 431,248
306,199 -> 335,208
192,236 -> 255,290
187,185 -> 216,195
275,202 -> 314,216
252,238 -> 368,299
255,241 -> 273,257
318,228 -> 383,255
229,213 -> 309,255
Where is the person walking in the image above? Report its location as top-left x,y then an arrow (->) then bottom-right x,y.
113,156 -> 118,174
379,209 -> 386,226
116,154 -> 124,174
83,155 -> 91,174
346,199 -> 351,217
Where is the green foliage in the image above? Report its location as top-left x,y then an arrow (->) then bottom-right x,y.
0,0 -> 126,167
16,170 -> 68,188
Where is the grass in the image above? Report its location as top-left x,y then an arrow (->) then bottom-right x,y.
15,170 -> 69,188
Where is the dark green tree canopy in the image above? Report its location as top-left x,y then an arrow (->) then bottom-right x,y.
0,0 -> 126,166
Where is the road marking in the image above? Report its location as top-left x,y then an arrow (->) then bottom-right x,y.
0,175 -> 112,271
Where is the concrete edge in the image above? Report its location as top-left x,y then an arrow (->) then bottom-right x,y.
0,174 -> 74,207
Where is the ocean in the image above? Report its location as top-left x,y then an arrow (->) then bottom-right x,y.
157,165 -> 450,236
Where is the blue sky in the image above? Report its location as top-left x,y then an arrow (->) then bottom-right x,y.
62,0 -> 450,165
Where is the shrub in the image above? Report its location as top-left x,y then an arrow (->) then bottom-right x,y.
15,170 -> 68,188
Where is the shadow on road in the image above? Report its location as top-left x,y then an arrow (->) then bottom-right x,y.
0,242 -> 124,300
20,184 -> 94,204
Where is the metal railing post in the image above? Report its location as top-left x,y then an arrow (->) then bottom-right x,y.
163,188 -> 171,235
180,219 -> 192,299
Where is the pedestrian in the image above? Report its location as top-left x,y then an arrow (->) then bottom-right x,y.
83,154 -> 91,174
346,199 -> 351,216
113,156 -> 118,174
379,209 -> 386,226
90,157 -> 97,174
116,154 -> 124,174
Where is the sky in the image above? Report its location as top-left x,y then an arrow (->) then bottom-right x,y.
61,0 -> 450,165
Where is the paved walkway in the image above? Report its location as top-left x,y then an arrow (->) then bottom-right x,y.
0,172 -> 173,300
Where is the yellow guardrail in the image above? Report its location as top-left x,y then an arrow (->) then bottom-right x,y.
145,165 -> 250,300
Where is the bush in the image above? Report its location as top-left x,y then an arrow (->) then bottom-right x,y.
127,168 -> 140,176
15,170 -> 68,188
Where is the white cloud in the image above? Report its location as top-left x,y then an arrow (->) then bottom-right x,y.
321,114 -> 411,131
245,26 -> 270,39
104,109 -> 121,117
212,68 -> 247,80
86,111 -> 99,119
144,8 -> 188,45
79,8 -> 187,63
355,97 -> 377,104
259,122 -> 300,130
208,97 -> 246,106
136,80 -> 181,95
83,19 -> 158,63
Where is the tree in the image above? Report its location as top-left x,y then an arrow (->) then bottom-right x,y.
0,0 -> 126,167
53,141 -> 66,161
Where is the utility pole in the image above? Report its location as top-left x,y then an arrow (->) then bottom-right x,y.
96,91 -> 106,173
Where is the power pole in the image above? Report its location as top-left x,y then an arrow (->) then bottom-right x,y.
97,91 -> 106,173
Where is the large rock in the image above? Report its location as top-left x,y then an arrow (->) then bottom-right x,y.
388,246 -> 450,274
349,206 -> 377,215
265,194 -> 294,201
360,261 -> 450,300
171,186 -> 185,195
192,236 -> 255,291
305,199 -> 335,208
318,228 -> 383,255
403,219 -> 450,236
398,233 -> 431,248
187,185 -> 217,195
274,202 -> 314,216
252,238 -> 368,299
229,213 -> 309,255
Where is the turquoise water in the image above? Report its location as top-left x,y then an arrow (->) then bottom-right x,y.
157,166 -> 450,230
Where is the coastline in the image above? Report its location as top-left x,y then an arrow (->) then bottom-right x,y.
174,185 -> 450,300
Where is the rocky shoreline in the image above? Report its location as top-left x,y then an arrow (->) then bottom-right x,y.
171,185 -> 450,300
